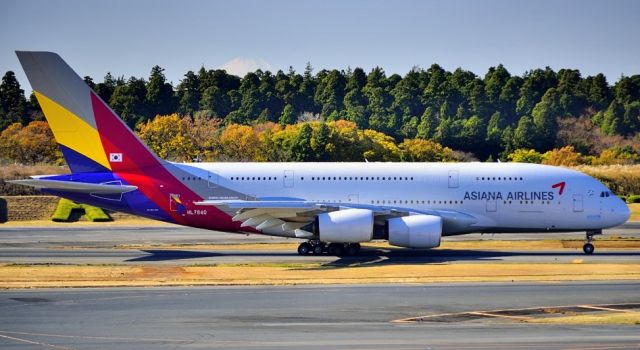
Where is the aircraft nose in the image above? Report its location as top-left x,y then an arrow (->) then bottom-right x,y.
611,198 -> 631,226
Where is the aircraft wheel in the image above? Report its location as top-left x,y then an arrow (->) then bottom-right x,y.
346,243 -> 360,256
583,243 -> 594,255
328,243 -> 344,256
313,244 -> 324,255
298,242 -> 312,255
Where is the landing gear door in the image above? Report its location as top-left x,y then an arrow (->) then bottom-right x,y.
573,194 -> 584,212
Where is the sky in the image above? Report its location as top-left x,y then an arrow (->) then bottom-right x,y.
1,0 -> 639,92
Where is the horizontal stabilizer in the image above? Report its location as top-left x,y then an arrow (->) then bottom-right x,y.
8,179 -> 138,194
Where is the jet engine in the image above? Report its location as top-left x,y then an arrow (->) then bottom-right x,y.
386,215 -> 442,248
316,208 -> 374,243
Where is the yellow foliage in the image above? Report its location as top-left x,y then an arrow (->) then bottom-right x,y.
542,146 -> 582,166
217,124 -> 267,161
591,148 -> 639,165
507,149 -> 544,163
0,121 -> 60,164
137,114 -> 222,162
360,129 -> 400,161
399,138 -> 457,162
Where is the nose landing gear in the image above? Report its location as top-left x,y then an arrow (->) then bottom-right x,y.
583,230 -> 601,255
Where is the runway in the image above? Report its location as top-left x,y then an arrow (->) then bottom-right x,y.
0,224 -> 639,349
1,282 -> 639,349
0,223 -> 638,265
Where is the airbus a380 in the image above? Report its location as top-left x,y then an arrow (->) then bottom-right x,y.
11,52 -> 630,256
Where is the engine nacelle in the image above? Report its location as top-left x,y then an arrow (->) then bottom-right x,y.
387,215 -> 442,248
316,209 -> 374,243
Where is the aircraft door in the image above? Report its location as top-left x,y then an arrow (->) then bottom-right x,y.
573,194 -> 584,212
283,170 -> 294,188
207,172 -> 218,188
448,170 -> 459,188
486,199 -> 497,212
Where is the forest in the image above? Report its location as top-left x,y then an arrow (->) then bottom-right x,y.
0,62 -> 639,165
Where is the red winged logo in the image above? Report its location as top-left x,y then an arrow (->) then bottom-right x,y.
552,181 -> 566,195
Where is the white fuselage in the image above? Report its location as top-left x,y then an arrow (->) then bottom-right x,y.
179,162 -> 630,235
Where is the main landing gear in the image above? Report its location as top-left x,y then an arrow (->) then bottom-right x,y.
297,241 -> 361,256
583,230 -> 601,255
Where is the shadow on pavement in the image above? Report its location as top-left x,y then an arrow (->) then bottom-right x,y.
318,248 -> 640,268
125,247 -> 639,264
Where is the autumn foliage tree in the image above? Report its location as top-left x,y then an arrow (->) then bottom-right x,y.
137,113 -> 221,161
0,121 -> 60,164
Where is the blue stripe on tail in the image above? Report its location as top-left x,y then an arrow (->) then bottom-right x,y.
58,144 -> 111,173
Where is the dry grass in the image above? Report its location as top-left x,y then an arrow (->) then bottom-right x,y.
574,165 -> 640,196
1,262 -> 639,289
0,164 -> 69,178
524,311 -> 640,325
0,164 -> 69,196
630,203 -> 640,221
0,218 -> 172,227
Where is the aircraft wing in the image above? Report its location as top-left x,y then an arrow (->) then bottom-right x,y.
7,178 -> 138,194
195,199 -> 478,238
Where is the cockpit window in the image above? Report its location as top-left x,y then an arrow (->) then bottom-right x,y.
600,191 -> 611,198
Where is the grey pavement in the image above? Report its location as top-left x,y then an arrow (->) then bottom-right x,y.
0,223 -> 638,265
0,282 -> 639,349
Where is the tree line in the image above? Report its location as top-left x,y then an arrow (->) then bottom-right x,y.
1,62 -> 639,161
1,113 -> 636,167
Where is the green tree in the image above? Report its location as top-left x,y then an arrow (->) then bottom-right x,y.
531,88 -> 561,150
582,73 -> 611,110
297,62 -> 317,113
146,65 -> 176,119
623,101 -> 640,134
485,112 -> 504,158
459,115 -> 485,154
311,122 -> 331,161
94,72 -> 117,103
516,67 -> 557,117
176,71 -> 200,116
0,71 -> 28,130
290,123 -> 314,161
613,76 -> 640,104
484,64 -> 511,110
512,116 -> 537,150
556,69 -> 586,117
601,99 -> 624,135
109,77 -> 148,128
200,86 -> 230,118
416,106 -> 438,139
236,72 -> 262,122
498,76 -> 522,123
314,69 -> 346,118
433,117 -> 458,149
279,104 -> 296,125
391,67 -> 423,118
364,67 -> 394,134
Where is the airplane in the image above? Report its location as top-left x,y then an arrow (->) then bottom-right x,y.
10,51 -> 631,256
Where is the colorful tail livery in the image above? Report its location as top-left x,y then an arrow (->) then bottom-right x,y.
13,51 -> 630,256
14,51 -> 238,230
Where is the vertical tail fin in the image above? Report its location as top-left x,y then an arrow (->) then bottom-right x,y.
16,51 -> 161,173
